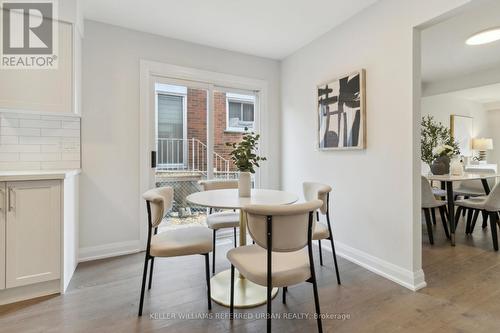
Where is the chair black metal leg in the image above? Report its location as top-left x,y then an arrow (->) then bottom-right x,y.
316,211 -> 319,222
282,286 -> 287,304
230,264 -> 235,318
204,253 -> 212,310
470,210 -> 480,234
431,208 -> 437,225
423,208 -> 434,245
318,240 -> 323,266
439,206 -> 450,239
490,212 -> 499,251
233,227 -> 237,248
267,276 -> 272,333
466,209 -> 473,235
212,229 -> 216,275
330,237 -> 341,285
309,255 -> 323,333
148,257 -> 155,290
138,254 -> 149,316
482,211 -> 489,229
454,206 -> 463,228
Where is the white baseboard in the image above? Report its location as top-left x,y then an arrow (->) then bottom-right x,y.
319,240 -> 427,291
79,240 -> 142,262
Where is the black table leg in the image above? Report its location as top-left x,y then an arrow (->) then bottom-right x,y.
446,181 -> 456,246
481,178 -> 491,195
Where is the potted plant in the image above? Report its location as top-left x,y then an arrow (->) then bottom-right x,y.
421,115 -> 460,175
226,128 -> 266,197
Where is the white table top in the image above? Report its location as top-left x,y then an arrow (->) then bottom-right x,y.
186,189 -> 298,209
426,173 -> 499,182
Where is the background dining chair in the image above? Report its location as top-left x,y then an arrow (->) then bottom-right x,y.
139,186 -> 213,316
227,200 -> 324,333
199,179 -> 240,274
454,169 -> 497,223
303,182 -> 341,285
421,176 -> 450,244
455,183 -> 500,250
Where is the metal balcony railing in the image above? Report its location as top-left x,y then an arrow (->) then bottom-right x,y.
156,138 -> 232,178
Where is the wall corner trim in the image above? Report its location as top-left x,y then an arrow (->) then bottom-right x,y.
326,241 -> 427,291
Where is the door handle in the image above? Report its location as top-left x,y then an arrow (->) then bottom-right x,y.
151,151 -> 157,168
8,187 -> 15,212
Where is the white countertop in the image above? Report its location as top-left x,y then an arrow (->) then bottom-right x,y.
0,169 -> 81,181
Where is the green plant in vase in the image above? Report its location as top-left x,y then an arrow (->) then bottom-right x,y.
226,128 -> 266,196
421,115 -> 460,175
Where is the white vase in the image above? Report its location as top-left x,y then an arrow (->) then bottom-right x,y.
238,171 -> 251,197
450,157 -> 464,176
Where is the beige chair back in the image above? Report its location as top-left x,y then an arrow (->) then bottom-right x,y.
243,200 -> 323,252
143,187 -> 174,228
199,179 -> 238,191
485,182 -> 500,212
421,176 -> 439,208
302,182 -> 332,214
457,168 -> 497,193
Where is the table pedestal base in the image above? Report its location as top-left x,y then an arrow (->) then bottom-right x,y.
210,269 -> 278,308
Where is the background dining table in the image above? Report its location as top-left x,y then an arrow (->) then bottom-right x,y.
186,188 -> 298,308
427,173 -> 499,246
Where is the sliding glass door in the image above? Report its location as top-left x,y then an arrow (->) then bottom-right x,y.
149,76 -> 260,229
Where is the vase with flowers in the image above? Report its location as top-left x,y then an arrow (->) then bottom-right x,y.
431,145 -> 458,175
421,115 -> 460,175
226,128 -> 266,197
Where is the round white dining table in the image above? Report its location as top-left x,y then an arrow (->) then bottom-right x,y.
186,188 -> 298,308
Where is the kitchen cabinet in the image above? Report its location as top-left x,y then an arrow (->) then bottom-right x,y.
0,170 -> 79,305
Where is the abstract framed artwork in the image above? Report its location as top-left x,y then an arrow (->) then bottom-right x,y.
450,115 -> 473,157
317,69 -> 366,150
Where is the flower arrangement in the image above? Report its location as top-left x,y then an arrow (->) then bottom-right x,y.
432,144 -> 458,158
421,115 -> 460,166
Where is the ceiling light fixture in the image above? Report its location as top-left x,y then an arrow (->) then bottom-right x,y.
466,27 -> 500,45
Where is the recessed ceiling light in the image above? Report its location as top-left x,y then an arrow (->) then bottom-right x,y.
466,27 -> 500,45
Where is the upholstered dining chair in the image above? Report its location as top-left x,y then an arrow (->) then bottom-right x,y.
455,169 -> 497,226
199,179 -> 240,274
455,183 -> 500,251
227,200 -> 324,333
138,186 -> 213,316
303,182 -> 341,285
421,176 -> 450,244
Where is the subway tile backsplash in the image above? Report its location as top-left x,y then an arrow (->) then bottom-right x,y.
0,112 -> 81,171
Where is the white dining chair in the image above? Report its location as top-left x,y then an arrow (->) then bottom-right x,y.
421,176 -> 450,244
199,179 -> 240,275
455,183 -> 500,251
139,186 -> 213,316
303,182 -> 341,285
227,200 -> 324,333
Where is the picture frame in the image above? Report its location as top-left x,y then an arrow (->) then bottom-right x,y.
450,115 -> 473,157
317,69 -> 366,150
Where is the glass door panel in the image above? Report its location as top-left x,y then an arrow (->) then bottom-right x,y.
153,80 -> 208,230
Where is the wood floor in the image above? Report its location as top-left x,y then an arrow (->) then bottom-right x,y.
2,215 -> 500,333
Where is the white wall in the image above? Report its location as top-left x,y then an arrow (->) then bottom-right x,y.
80,20 -> 281,259
487,109 -> 500,167
280,0 -> 470,290
421,93 -> 489,140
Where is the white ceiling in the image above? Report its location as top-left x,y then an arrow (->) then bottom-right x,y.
82,0 -> 377,59
421,0 -> 500,84
446,83 -> 500,105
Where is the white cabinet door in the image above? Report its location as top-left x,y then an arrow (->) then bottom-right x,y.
5,180 -> 61,288
0,182 -> 5,290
